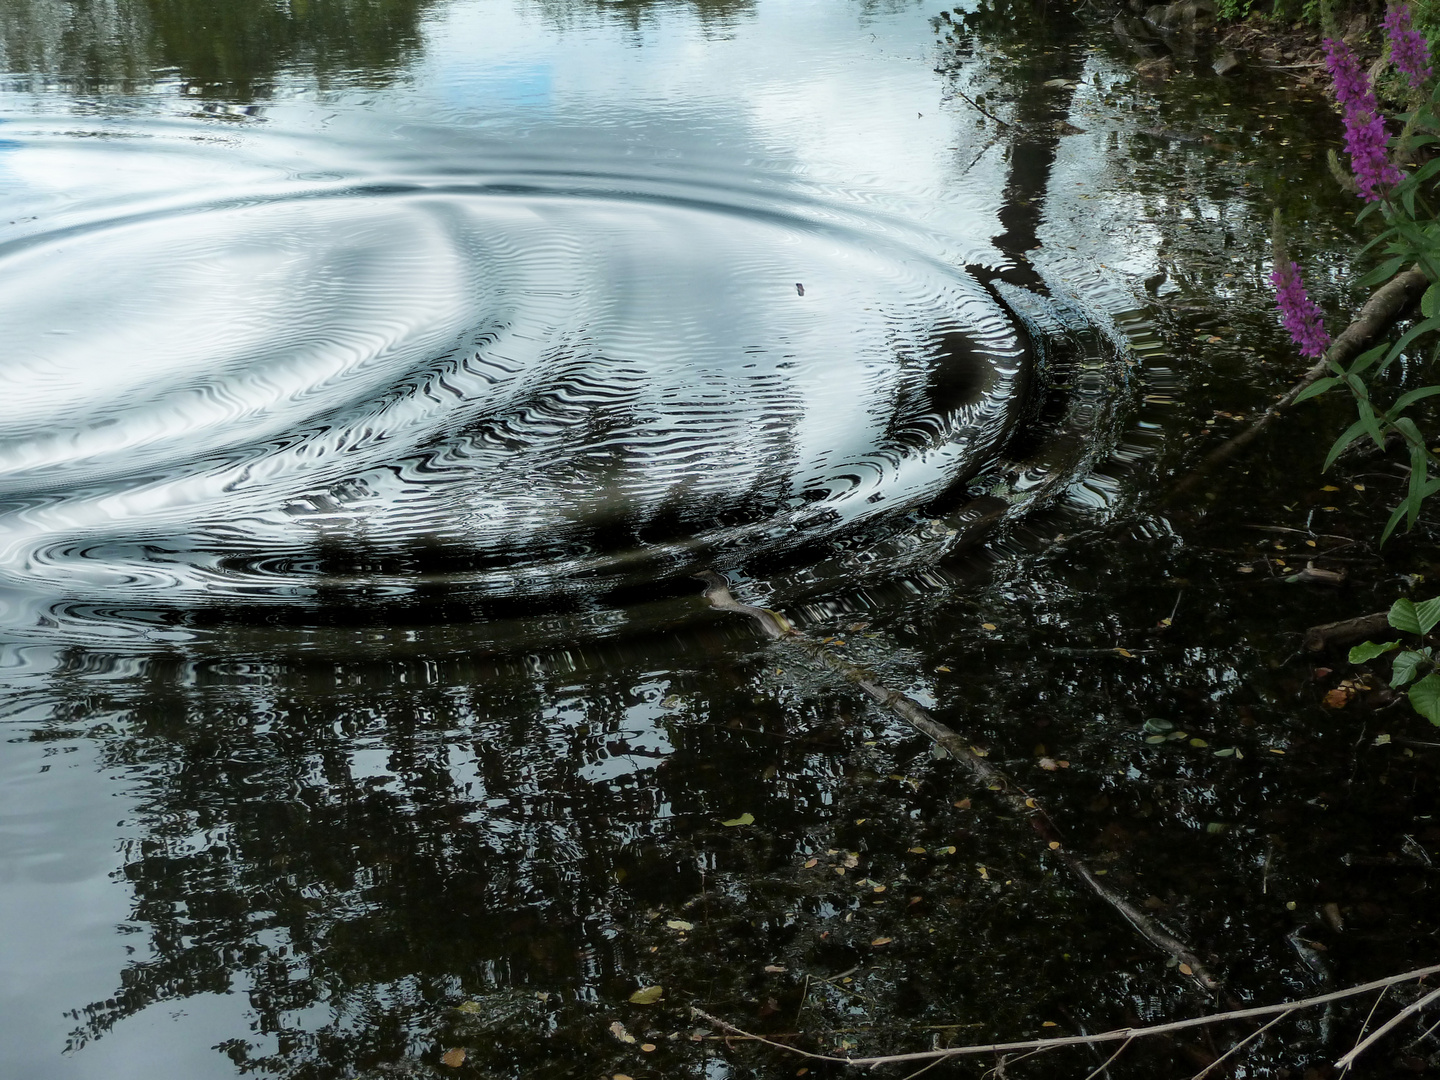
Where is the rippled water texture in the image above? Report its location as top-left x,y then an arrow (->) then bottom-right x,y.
0,181 -> 1031,621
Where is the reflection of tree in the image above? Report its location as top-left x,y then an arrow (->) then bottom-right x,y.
945,0 -> 1086,286
528,0 -> 754,33
0,0 -> 437,97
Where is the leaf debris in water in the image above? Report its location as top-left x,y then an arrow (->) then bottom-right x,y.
629,985 -> 664,1005
720,812 -> 754,827
441,1048 -> 466,1068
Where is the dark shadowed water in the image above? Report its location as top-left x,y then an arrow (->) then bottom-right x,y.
1,1 -> 1437,1078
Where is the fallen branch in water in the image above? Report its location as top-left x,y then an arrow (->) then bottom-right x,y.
696,570 -> 1220,991
1303,610 -> 1392,652
1171,266 -> 1429,498
690,963 -> 1440,1070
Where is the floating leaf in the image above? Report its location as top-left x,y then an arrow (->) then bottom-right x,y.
1143,718 -> 1175,734
1349,640 -> 1400,664
609,1021 -> 637,1044
764,964 -> 787,973
720,813 -> 754,827
982,622 -> 997,630
907,846 -> 927,854
666,919 -> 694,931
1189,738 -> 1208,748
1213,748 -> 1237,758
1179,963 -> 1194,976
441,1048 -> 467,1068
871,936 -> 893,946
629,986 -> 664,1005
803,858 -> 818,868
640,1044 -> 657,1053
456,1000 -> 483,1015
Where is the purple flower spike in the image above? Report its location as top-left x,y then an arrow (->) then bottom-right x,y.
1385,4 -> 1433,89
1271,261 -> 1331,359
1324,37 -> 1404,200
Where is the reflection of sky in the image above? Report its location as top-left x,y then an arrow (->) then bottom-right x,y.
0,5 -> 1025,1076
0,0 -> 1009,268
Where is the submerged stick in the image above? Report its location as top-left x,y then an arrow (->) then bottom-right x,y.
1170,266 -> 1428,498
690,964 -> 1440,1070
1303,610 -> 1392,652
696,570 -> 1220,991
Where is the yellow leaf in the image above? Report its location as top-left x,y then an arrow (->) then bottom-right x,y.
970,745 -> 989,757
871,936 -> 893,946
1179,963 -> 1194,976
641,1044 -> 657,1052
1048,841 -> 1061,850
804,858 -> 818,868
609,1021 -> 636,1044
907,846 -> 927,854
629,986 -> 664,1005
666,919 -> 693,931
1115,648 -> 1134,658
441,1048 -> 467,1068
982,622 -> 997,631
873,884 -> 886,893
721,813 -> 755,827
1042,1021 -> 1058,1028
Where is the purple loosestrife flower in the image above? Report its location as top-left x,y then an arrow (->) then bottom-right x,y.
1385,4 -> 1433,89
1271,261 -> 1331,359
1324,37 -> 1404,200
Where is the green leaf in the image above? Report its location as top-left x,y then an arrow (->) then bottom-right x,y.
1424,283 -> 1440,318
1324,419 -> 1370,471
1295,377 -> 1340,403
1417,597 -> 1440,635
1391,599 -> 1425,634
628,985 -> 664,1005
1408,673 -> 1440,724
1356,255 -> 1406,289
1380,315 -> 1440,373
1347,343 -> 1390,376
720,812 -> 755,827
1382,499 -> 1411,545
1391,649 -> 1430,688
1349,640 -> 1400,663
1390,385 -> 1440,413
1356,398 -> 1385,447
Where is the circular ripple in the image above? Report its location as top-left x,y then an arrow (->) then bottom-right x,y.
0,185 -> 1033,619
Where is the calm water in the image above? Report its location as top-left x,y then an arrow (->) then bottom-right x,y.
1,1 -> 1437,1077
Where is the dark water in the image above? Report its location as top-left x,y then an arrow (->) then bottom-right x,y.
1,1 -> 1438,1078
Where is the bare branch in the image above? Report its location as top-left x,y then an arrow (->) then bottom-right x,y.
690,964 -> 1440,1069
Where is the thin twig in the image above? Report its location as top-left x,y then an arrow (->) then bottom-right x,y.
690,963 -> 1440,1069
1081,1036 -> 1133,1080
951,86 -> 1012,128
1335,985 -> 1440,1070
1190,1009 -> 1295,1080
697,570 -> 1221,990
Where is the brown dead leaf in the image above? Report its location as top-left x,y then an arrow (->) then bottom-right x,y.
1323,687 -> 1353,709
441,1048 -> 467,1068
870,936 -> 893,946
